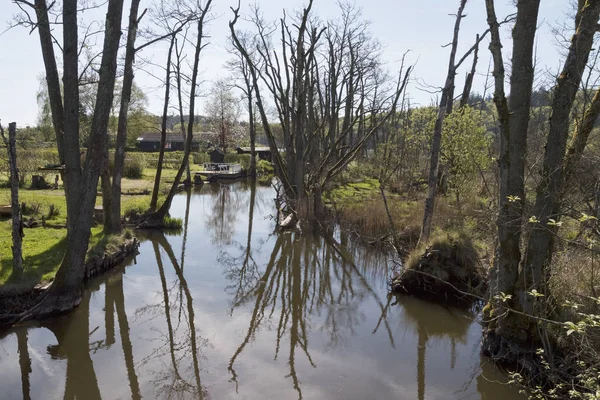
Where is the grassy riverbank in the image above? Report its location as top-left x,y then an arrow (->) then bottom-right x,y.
0,165 -> 182,288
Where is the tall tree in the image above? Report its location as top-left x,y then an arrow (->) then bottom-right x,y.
146,0 -> 214,223
105,0 -> 143,233
11,0 -> 126,315
206,79 -> 241,153
227,32 -> 258,177
520,0 -> 600,315
483,0 -> 541,349
229,1 -> 411,227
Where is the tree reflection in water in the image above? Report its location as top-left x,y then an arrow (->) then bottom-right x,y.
17,329 -> 31,400
222,228 -> 396,399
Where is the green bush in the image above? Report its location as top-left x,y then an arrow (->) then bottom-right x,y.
123,153 -> 146,179
0,148 -> 61,184
224,153 -> 251,169
257,159 -> 274,175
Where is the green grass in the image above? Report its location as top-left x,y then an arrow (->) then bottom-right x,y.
162,216 -> 183,229
326,178 -> 380,205
0,222 -> 103,287
0,161 -> 194,288
0,185 -> 158,288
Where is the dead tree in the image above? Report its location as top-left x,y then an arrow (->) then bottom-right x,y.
229,1 -> 411,227
1,122 -> 23,275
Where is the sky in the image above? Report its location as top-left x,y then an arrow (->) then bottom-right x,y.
0,0 -> 567,127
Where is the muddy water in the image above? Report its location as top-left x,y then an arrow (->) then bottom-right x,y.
0,182 -> 524,399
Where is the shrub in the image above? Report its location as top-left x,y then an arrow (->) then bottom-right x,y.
193,152 -> 210,164
163,216 -> 183,229
123,153 -> 146,179
257,159 -> 274,176
224,153 -> 251,169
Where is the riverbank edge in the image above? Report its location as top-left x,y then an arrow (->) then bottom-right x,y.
0,236 -> 140,317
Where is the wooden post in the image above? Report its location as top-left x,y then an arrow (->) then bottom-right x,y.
1,122 -> 23,274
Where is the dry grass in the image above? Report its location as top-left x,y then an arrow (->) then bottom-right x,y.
392,232 -> 486,305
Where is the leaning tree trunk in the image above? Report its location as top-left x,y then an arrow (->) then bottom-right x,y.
174,41 -> 191,185
33,0 -> 64,162
420,0 -> 467,244
148,1 -> 213,222
108,0 -> 142,233
1,122 -> 23,275
150,35 -> 176,211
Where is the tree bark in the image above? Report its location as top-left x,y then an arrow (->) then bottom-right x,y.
248,92 -> 256,178
108,0 -> 142,233
1,122 -> 23,275
174,37 -> 192,185
44,0 -> 124,311
483,0 -> 540,347
521,0 -> 600,313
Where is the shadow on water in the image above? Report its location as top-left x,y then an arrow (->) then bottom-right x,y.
0,181 -> 524,400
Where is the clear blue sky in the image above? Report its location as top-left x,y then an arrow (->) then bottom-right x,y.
0,0 -> 566,127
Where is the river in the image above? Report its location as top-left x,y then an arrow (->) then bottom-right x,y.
0,181 -> 524,399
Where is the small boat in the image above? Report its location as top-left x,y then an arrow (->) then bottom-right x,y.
0,205 -> 12,216
195,163 -> 245,183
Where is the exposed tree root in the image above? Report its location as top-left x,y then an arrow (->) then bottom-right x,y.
0,238 -> 139,329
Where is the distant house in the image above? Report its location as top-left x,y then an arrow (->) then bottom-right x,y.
136,132 -> 217,152
235,146 -> 272,161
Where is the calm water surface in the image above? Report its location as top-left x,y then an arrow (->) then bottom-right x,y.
0,182 -> 524,399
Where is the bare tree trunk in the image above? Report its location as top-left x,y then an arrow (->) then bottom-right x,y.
1,122 -> 23,275
483,0 -> 540,349
101,159 -> 113,232
248,93 -> 257,178
460,35 -> 479,108
108,0 -> 142,232
33,0 -> 64,162
420,0 -> 467,244
521,0 -> 600,313
44,0 -> 124,311
150,0 -> 213,221
174,37 -> 191,185
150,35 -> 176,211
